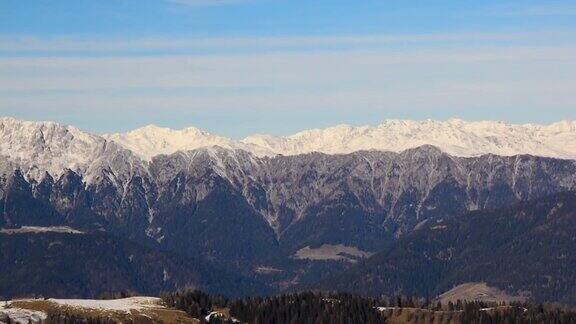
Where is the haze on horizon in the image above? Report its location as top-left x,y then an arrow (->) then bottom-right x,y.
1,0 -> 576,137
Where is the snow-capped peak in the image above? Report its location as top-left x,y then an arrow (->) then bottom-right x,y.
103,124 -> 239,161
105,119 -> 576,161
0,117 -> 106,180
99,119 -> 576,161
1,117 -> 576,181
241,119 -> 576,159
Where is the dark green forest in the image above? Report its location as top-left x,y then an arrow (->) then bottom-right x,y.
317,191 -> 576,305
161,289 -> 576,324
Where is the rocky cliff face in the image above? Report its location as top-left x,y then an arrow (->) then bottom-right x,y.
2,143 -> 576,263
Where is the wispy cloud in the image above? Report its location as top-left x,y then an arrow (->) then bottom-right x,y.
2,44 -> 575,109
167,0 -> 250,7
1,29 -> 574,54
488,3 -> 576,17
1,29 -> 575,135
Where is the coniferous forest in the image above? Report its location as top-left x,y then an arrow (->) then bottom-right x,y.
11,288 -> 576,324
160,289 -> 576,324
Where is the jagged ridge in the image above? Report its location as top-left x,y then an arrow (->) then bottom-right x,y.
108,119 -> 576,160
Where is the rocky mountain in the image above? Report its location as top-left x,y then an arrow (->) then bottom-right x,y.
0,118 -> 106,180
316,191 -> 576,305
2,117 -> 576,299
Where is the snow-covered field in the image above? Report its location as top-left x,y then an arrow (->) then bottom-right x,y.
438,282 -> 528,304
0,297 -> 180,324
293,244 -> 373,263
48,297 -> 161,312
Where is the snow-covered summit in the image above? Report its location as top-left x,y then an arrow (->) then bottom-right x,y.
1,117 -> 576,181
241,119 -> 576,159
103,124 -> 242,161
0,117 -> 107,180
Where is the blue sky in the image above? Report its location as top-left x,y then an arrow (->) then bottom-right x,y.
1,0 -> 575,137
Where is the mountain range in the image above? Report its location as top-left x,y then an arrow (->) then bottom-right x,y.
106,118 -> 576,160
1,117 -> 576,304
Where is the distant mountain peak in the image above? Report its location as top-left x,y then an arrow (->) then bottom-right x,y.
103,124 -> 238,161
0,117 -> 106,180
1,118 -> 576,179
241,119 -> 576,159
124,124 -> 206,135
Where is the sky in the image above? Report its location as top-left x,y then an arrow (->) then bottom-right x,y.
1,0 -> 576,137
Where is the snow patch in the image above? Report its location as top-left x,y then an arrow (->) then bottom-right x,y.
48,297 -> 162,312
0,301 -> 47,324
0,226 -> 84,235
205,310 -> 240,323
438,282 -> 529,303
254,266 -> 283,274
293,244 -> 373,263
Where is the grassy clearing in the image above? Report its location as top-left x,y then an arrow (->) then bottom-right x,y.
381,308 -> 462,324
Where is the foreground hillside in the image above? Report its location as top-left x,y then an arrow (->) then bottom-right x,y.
3,290 -> 576,324
0,296 -> 198,323
317,191 -> 576,305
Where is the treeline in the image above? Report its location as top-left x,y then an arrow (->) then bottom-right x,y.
161,289 -> 576,324
161,290 -> 385,324
161,289 -> 229,320
229,292 -> 385,324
